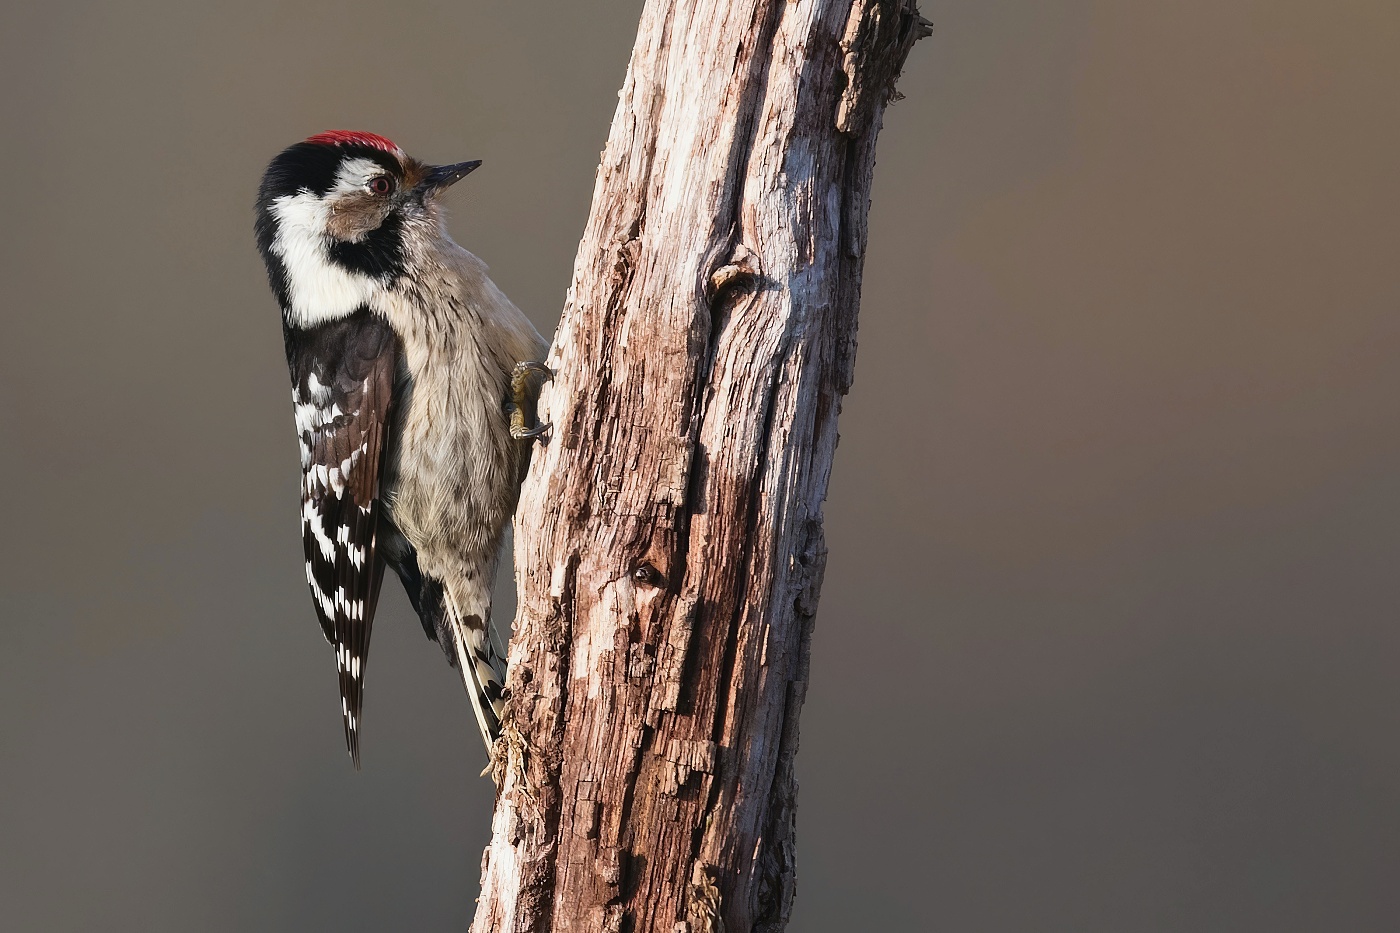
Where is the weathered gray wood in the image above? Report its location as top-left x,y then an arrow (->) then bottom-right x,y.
473,2 -> 927,930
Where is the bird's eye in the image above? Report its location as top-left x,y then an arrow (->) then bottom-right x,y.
367,176 -> 394,195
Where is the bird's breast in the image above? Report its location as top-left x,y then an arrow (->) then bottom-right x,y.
381,337 -> 520,560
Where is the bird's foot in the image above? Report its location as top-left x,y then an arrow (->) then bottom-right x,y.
508,361 -> 553,441
509,419 -> 549,440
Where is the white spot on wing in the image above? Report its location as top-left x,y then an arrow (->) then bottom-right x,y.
303,499 -> 335,560
313,581 -> 335,618
306,371 -> 331,403
339,448 -> 363,478
294,400 -> 346,437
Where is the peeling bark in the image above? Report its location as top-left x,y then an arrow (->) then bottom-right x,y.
473,2 -> 927,931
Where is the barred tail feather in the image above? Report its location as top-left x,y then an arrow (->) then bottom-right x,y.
442,583 -> 507,753
390,548 -> 507,757
452,621 -> 507,751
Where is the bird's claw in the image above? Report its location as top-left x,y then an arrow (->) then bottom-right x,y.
508,360 -> 552,442
508,414 -> 549,440
511,360 -> 553,384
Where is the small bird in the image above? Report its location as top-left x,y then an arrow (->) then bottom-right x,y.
254,130 -> 549,767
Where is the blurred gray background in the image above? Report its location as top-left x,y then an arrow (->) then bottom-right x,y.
2,1 -> 1397,930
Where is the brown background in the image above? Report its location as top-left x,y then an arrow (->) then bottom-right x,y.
2,2 -> 1397,930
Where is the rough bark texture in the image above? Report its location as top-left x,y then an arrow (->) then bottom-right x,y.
473,3 -> 927,931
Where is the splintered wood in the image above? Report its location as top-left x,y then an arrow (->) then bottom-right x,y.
472,2 -> 927,931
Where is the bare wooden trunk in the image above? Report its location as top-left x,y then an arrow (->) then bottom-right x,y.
473,2 -> 926,930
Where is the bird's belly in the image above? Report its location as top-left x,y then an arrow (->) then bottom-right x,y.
383,383 -> 520,573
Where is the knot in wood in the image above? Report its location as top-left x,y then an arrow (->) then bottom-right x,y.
705,242 -> 761,307
633,561 -> 666,588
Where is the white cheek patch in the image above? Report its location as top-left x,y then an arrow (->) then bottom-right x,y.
270,191 -> 379,327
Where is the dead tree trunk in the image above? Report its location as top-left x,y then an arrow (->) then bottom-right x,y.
474,2 -> 927,930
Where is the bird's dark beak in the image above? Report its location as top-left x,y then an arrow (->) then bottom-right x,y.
420,160 -> 482,193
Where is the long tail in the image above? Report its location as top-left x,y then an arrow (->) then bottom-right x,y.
380,530 -> 506,753
446,594 -> 508,753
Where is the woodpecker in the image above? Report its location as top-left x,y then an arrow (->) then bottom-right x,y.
254,131 -> 549,767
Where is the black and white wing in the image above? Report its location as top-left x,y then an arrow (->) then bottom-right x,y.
286,309 -> 398,768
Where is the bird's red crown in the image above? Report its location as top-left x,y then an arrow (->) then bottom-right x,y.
304,130 -> 402,155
